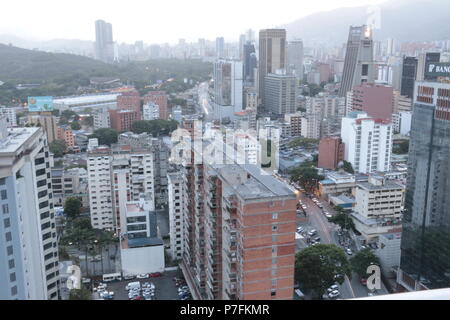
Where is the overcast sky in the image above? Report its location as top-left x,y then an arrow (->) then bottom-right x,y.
1,0 -> 386,44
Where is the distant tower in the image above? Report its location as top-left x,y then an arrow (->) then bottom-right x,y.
243,41 -> 256,84
95,20 -> 114,63
258,29 -> 287,113
338,25 -> 375,97
216,37 -> 225,59
287,39 -> 304,80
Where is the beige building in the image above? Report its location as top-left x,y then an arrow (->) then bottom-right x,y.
258,29 -> 287,110
28,113 -> 58,143
351,175 -> 404,243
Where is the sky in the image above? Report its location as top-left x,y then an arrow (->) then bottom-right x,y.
1,0 -> 387,44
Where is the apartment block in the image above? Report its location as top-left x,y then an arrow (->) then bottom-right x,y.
144,91 -> 169,120
318,136 -> 345,170
0,128 -> 59,300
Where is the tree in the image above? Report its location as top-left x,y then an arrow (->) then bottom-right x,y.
295,244 -> 352,299
131,119 -> 178,137
49,139 -> 66,157
290,162 -> 325,193
350,249 -> 381,278
69,287 -> 92,300
288,137 -> 319,149
343,160 -> 354,174
70,121 -> 81,130
328,211 -> 355,231
393,140 -> 409,155
89,128 -> 118,146
64,197 -> 82,220
82,116 -> 94,127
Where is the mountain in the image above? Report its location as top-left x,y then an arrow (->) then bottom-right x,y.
0,34 -> 95,56
0,43 -> 112,82
283,0 -> 450,44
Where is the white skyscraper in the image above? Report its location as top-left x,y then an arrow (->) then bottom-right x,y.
341,111 -> 393,174
0,128 -> 59,300
167,170 -> 184,261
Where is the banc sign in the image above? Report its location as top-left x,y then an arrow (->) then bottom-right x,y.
426,62 -> 450,78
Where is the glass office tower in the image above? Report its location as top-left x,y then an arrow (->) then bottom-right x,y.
398,81 -> 450,290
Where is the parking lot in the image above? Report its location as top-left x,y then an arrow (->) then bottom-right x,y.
93,270 -> 181,300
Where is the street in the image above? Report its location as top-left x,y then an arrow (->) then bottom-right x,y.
295,193 -> 389,299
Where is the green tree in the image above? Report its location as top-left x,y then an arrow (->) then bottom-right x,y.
328,211 -> 355,231
393,140 -> 409,155
82,116 -> 94,127
69,287 -> 92,300
290,162 -> 325,193
64,197 -> 82,220
131,119 -> 178,137
49,139 -> 66,157
70,121 -> 81,130
343,160 -> 354,174
295,244 -> 352,299
350,249 -> 381,278
288,137 -> 319,149
89,128 -> 118,146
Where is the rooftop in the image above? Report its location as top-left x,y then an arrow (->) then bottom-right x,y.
53,94 -> 120,106
0,127 -> 40,154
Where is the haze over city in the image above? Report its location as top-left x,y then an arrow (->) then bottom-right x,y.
1,0 -> 386,43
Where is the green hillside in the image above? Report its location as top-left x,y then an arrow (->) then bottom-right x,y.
0,44 -> 212,105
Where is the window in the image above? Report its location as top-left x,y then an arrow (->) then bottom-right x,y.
5,232 -> 12,242
1,190 -> 7,200
0,178 -> 6,185
4,218 -> 10,228
11,286 -> 17,296
272,213 -> 278,220
10,273 -> 16,282
272,225 -> 278,232
2,204 -> 8,214
7,245 -> 13,256
8,259 -> 15,269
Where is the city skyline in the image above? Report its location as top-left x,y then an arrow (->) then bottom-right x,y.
0,0 -> 386,44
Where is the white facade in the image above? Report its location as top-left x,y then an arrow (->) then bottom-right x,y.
0,107 -> 17,127
120,244 -> 164,275
213,59 -> 243,116
341,112 -> 393,174
167,171 -> 184,260
87,148 -> 156,232
0,128 -> 59,300
93,108 -> 111,130
143,102 -> 160,120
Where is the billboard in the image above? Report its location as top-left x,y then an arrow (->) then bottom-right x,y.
425,62 -> 450,78
28,96 -> 54,112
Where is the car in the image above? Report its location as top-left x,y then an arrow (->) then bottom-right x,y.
328,290 -> 340,299
346,248 -> 353,255
329,284 -> 339,291
149,272 -> 163,278
297,227 -> 303,233
136,273 -> 149,279
325,213 -> 332,219
123,274 -> 135,280
313,237 -> 321,242
308,230 -> 317,236
132,296 -> 143,300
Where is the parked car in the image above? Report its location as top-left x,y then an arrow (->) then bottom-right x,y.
308,230 -> 317,236
136,273 -> 149,279
328,290 -> 340,299
346,248 -> 353,255
149,272 -> 162,278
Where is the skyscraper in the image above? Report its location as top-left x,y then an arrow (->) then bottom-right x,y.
213,59 -> 243,113
264,71 -> 297,116
216,37 -> 225,59
258,29 -> 287,112
416,52 -> 441,82
95,20 -> 114,63
338,25 -> 375,97
243,42 -> 257,84
0,128 -> 59,300
397,81 -> 450,291
401,57 -> 418,98
287,39 -> 304,80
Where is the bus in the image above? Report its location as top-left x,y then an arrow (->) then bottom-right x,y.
102,273 -> 122,282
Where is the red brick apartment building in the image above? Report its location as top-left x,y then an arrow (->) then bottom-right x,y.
181,161 -> 298,300
318,136 -> 345,170
109,109 -> 140,132
144,91 -> 169,120
117,91 -> 142,120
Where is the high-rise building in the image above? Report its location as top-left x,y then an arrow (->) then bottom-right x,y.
213,59 -> 243,115
167,170 -> 184,261
243,42 -> 257,84
341,112 -> 393,174
338,25 -> 375,97
108,109 -> 140,132
397,81 -> 450,291
0,128 -> 59,300
216,37 -> 225,58
179,161 -> 297,300
287,39 -> 304,80
348,84 -> 394,120
416,52 -> 440,82
401,57 -> 418,98
0,107 -> 17,127
258,29 -> 287,112
27,113 -> 58,143
87,145 -> 156,232
264,71 -> 297,116
95,20 -> 114,63
318,137 -> 345,170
